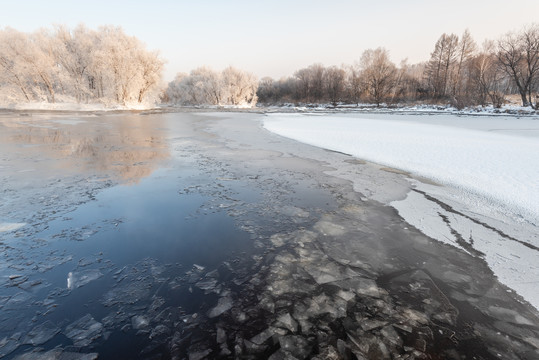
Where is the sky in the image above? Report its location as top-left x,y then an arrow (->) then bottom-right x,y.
1,0 -> 539,81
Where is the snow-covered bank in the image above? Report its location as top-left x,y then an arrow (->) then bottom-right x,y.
264,113 -> 539,310
261,103 -> 539,116
264,113 -> 539,224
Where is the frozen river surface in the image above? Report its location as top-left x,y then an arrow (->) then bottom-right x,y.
0,111 -> 538,359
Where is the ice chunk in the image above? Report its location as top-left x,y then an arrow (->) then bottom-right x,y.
195,277 -> 219,294
380,325 -> 403,347
188,349 -> 212,360
67,269 -> 103,290
275,313 -> 298,333
64,314 -> 103,347
208,295 -> 233,318
250,328 -> 274,345
131,315 -> 150,330
270,234 -> 288,247
279,335 -> 312,359
23,321 -> 60,346
281,205 -> 310,219
302,262 -> 359,285
313,220 -> 346,237
486,306 -> 536,326
216,327 -> 227,344
358,318 -> 388,331
149,324 -> 170,339
0,222 -> 26,232
0,334 -> 21,358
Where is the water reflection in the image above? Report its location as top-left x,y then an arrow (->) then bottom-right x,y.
0,114 -> 169,184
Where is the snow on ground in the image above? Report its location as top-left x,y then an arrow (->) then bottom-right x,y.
263,113 -> 539,225
264,112 -> 539,309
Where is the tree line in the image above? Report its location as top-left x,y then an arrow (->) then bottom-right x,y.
0,25 -> 164,106
256,25 -> 539,109
1,23 -> 538,109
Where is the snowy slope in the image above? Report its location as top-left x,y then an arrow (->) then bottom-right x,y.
263,113 -> 539,225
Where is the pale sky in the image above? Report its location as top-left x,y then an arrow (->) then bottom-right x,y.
1,0 -> 538,81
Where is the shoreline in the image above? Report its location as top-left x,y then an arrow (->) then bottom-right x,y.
2,102 -> 539,117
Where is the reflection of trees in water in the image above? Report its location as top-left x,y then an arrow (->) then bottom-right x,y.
1,116 -> 169,184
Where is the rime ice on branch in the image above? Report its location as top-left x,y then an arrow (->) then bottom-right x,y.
0,24 -> 164,106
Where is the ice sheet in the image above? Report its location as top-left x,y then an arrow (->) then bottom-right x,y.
264,114 -> 539,224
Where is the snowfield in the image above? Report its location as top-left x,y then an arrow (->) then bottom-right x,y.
264,113 -> 539,225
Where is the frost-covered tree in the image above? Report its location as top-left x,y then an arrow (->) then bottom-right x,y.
0,24 -> 164,106
165,67 -> 257,107
222,66 -> 258,106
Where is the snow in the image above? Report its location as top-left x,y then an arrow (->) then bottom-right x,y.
263,113 -> 539,225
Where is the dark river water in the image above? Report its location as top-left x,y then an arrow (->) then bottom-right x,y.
0,111 -> 538,359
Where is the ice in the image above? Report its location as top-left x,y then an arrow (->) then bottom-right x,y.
0,334 -> 21,358
3,292 -> 34,310
0,222 -> 26,232
358,319 -> 388,331
486,306 -> 536,326
67,269 -> 103,290
302,261 -> 359,285
149,324 -> 170,339
313,220 -> 347,237
23,321 -> 60,346
188,349 -> 212,360
264,114 -> 539,224
195,270 -> 221,294
250,328 -> 275,345
380,325 -> 403,347
131,315 -> 150,330
278,335 -> 312,359
275,313 -> 298,333
64,314 -> 103,347
12,349 -> 98,360
208,295 -> 233,318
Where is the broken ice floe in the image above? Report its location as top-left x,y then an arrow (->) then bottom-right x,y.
23,321 -> 60,346
64,314 -> 103,347
0,222 -> 26,232
67,269 -> 103,290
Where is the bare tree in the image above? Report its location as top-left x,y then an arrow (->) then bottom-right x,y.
346,64 -> 362,104
359,48 -> 397,106
497,24 -> 539,107
425,33 -> 459,99
324,66 -> 346,105
452,29 -> 477,104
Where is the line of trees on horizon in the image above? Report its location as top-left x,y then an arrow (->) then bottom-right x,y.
0,25 -> 164,106
255,25 -> 539,109
1,23 -> 538,110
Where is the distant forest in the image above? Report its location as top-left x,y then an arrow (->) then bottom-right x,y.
1,24 -> 538,109
252,26 -> 539,109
